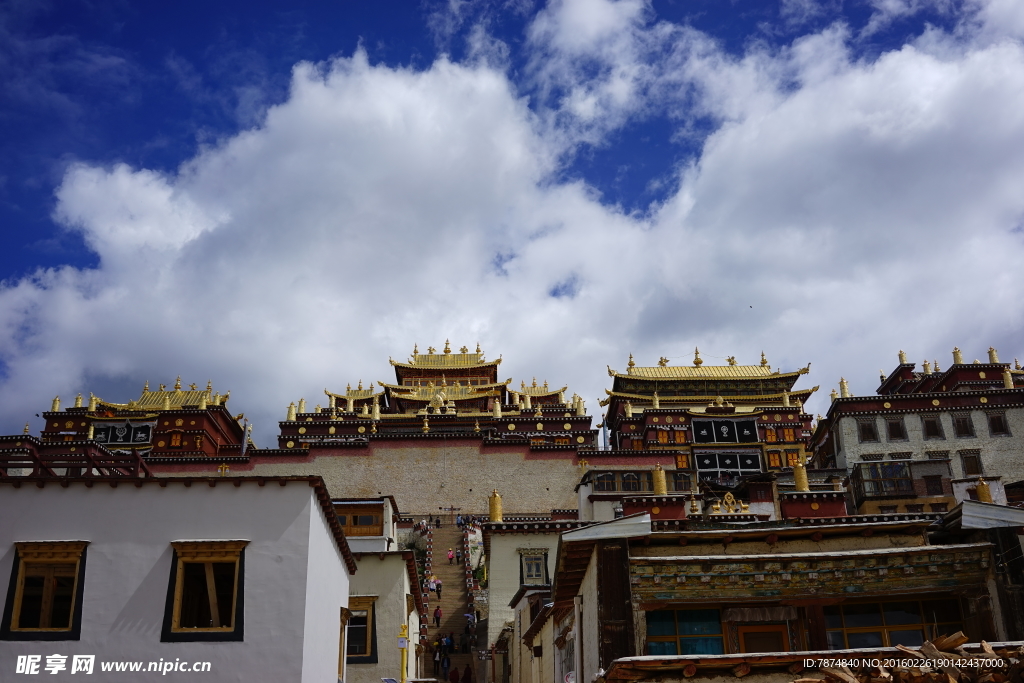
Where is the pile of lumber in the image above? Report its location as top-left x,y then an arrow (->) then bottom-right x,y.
796,633 -> 1024,683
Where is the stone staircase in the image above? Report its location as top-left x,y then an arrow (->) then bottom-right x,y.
422,522 -> 478,682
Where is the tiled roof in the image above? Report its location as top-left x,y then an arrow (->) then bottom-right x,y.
609,364 -> 807,379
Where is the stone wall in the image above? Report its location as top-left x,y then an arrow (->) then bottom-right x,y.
236,439 -> 582,516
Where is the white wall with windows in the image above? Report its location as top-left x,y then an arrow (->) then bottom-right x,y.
0,478 -> 351,682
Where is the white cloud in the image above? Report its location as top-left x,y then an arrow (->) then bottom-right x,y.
2,2 -> 1024,444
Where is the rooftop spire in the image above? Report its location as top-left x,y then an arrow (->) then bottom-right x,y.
693,347 -> 703,367
174,375 -> 182,390
760,351 -> 768,367
444,339 -> 451,354
627,353 -> 635,368
898,349 -> 907,364
952,347 -> 963,365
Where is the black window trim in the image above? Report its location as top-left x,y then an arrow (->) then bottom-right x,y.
0,545 -> 88,641
161,547 -> 245,642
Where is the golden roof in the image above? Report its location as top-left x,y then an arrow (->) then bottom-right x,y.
599,386 -> 818,406
381,378 -> 506,402
517,379 -> 567,397
325,383 -> 379,401
607,364 -> 809,380
389,341 -> 500,369
94,378 -> 223,411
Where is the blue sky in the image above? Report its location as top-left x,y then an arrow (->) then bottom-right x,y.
2,0 -> 1024,441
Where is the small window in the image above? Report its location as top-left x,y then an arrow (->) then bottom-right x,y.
347,596 -> 377,661
782,428 -> 796,442
953,414 -> 975,438
988,414 -> 1009,436
960,452 -> 982,476
905,504 -> 925,513
523,555 -> 546,582
785,451 -> 800,467
858,420 -> 879,443
631,438 -> 643,451
621,473 -> 641,492
554,437 -> 570,445
170,432 -> 182,448
657,430 -> 669,444
674,430 -> 686,444
923,476 -> 944,496
672,472 -> 691,491
922,417 -> 944,439
646,609 -> 723,655
764,428 -> 777,443
879,505 -> 898,513
767,451 -> 781,468
1,542 -> 88,640
930,503 -> 948,512
886,419 -> 906,441
594,473 -> 616,492
163,541 -> 246,642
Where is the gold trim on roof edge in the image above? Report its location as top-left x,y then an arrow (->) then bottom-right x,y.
606,363 -> 810,379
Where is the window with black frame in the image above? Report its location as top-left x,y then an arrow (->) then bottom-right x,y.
824,599 -> 962,649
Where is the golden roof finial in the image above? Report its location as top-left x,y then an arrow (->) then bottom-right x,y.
543,379 -> 548,389
726,356 -> 737,366
189,383 -> 197,391
952,347 -> 963,365
933,359 -> 941,372
144,380 -> 149,392
74,393 -> 83,408
206,380 -> 212,391
23,422 -> 30,434
444,339 -> 451,354
358,379 -> 363,390
1017,358 -> 1022,370
898,349 -> 908,364
693,347 -> 703,367
174,376 -> 182,390
159,383 -> 166,391
839,377 -> 850,397
880,369 -> 886,383
460,345 -> 468,353
760,351 -> 768,367
162,394 -> 171,410
51,396 -> 60,412
476,342 -> 482,354
346,383 -> 351,392
830,388 -> 838,402
658,356 -> 669,367
627,353 -> 635,368
474,420 -> 480,433
532,377 -> 537,387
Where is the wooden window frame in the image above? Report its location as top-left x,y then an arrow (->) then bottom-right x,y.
645,609 -> 724,655
346,596 -> 378,663
886,418 -> 907,441
960,450 -> 983,477
824,598 -> 963,650
0,542 -> 88,641
161,541 -> 247,642
782,428 -> 796,443
952,413 -> 975,438
764,428 -> 778,443
738,624 -> 790,653
767,451 -> 782,468
523,555 -> 546,582
921,417 -> 945,440
857,419 -> 879,443
988,413 -> 1010,437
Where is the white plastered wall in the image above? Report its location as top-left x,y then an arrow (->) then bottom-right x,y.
0,482 -> 348,683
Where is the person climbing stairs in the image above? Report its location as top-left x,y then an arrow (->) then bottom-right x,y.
425,522 -> 478,681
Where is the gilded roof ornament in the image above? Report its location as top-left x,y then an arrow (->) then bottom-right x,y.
427,346 -> 436,354
174,376 -> 182,391
444,339 -> 451,354
206,380 -> 212,391
74,394 -> 83,408
952,347 -> 963,365
627,354 -> 635,369
476,342 -> 481,353
189,383 -> 197,391
159,384 -> 166,391
989,347 -> 1000,363
1016,358 -> 1022,370
358,380 -> 363,390
898,349 -> 908,364
693,347 -> 703,367
144,381 -> 149,392
658,357 -> 669,367
726,356 -> 737,366
933,360 -> 941,372
23,422 -> 30,434
880,369 -> 886,383
52,396 -> 60,412
760,351 -> 768,367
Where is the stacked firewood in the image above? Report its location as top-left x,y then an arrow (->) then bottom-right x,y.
795,633 -> 1024,683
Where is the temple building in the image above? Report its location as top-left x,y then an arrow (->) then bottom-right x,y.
577,351 -> 821,521
810,347 -> 1024,514
144,343 -> 596,516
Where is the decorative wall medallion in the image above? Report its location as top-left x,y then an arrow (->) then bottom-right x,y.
158,441 -> 165,447
629,424 -> 636,430
788,415 -> 795,420
883,402 -> 891,408
810,502 -> 820,510
286,441 -> 294,448
932,399 -> 940,406
175,419 -> 183,426
508,424 -> 516,430
298,427 -> 306,434
980,397 -> 988,403
576,436 -> 585,443
564,423 -> 572,430
652,417 -> 659,423
774,414 -> 782,421
65,421 -> 74,429
358,426 -> 366,433
190,420 -> 195,425
329,426 -> 336,434
979,371 -> 987,379
537,423 -> 544,430
652,507 -> 661,514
